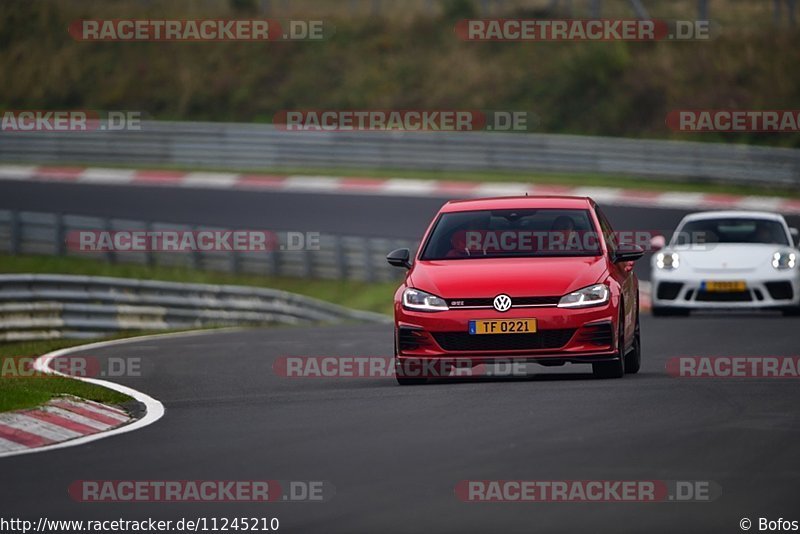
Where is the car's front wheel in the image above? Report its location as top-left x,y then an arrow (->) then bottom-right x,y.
592,358 -> 624,379
396,374 -> 427,386
394,330 -> 427,385
624,313 -> 641,374
394,350 -> 427,386
592,310 -> 626,379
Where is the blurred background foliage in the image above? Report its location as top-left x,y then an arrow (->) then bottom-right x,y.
0,0 -> 798,146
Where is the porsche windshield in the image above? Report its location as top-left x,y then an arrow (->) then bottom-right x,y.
420,209 -> 602,260
675,218 -> 790,246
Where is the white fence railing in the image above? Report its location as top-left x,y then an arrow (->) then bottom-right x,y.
1,121 -> 799,188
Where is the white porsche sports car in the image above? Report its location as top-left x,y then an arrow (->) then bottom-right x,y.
650,211 -> 800,316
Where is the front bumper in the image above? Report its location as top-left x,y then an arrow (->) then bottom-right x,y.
395,303 -> 620,364
651,272 -> 800,309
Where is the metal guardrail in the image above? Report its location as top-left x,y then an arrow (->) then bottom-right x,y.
1,121 -> 799,188
0,274 -> 390,341
0,209 -> 416,283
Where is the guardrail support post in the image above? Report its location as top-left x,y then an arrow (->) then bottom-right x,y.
104,218 -> 116,264
334,235 -> 348,279
190,226 -> 201,270
145,222 -> 155,267
302,248 -> 312,278
54,213 -> 65,256
230,249 -> 241,274
270,244 -> 281,276
10,211 -> 20,255
363,237 -> 375,282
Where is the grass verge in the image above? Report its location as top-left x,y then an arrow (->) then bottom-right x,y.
0,333 -> 147,412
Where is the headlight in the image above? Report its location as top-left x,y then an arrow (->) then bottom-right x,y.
772,251 -> 797,270
402,288 -> 449,312
655,251 -> 680,270
558,284 -> 609,308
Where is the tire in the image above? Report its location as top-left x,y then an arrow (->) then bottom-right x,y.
394,334 -> 427,385
624,313 -> 641,374
592,359 -> 624,379
593,309 -> 625,379
396,375 -> 427,386
395,358 -> 428,385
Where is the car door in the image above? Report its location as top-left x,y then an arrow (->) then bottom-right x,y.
596,207 -> 637,349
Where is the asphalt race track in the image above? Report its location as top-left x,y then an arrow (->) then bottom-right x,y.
0,180 -> 709,239
2,317 -> 799,533
6,179 -> 800,281
2,179 -> 800,533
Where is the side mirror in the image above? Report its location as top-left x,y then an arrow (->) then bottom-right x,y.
790,227 -> 799,247
649,235 -> 666,252
387,248 -> 412,269
612,244 -> 645,263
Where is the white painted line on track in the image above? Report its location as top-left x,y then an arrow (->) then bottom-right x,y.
0,328 -> 241,458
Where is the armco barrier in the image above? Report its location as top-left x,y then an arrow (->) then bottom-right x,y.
0,209 -> 417,283
1,121 -> 799,187
0,274 -> 390,341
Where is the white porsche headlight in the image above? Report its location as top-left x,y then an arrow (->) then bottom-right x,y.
558,284 -> 609,308
402,288 -> 449,312
656,251 -> 680,270
772,251 -> 797,270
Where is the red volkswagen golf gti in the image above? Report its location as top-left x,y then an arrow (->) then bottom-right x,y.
387,196 -> 645,384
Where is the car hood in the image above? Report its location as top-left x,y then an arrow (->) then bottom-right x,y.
669,243 -> 791,271
408,256 -> 608,298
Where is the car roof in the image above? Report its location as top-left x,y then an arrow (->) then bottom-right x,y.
440,196 -> 594,213
679,210 -> 787,223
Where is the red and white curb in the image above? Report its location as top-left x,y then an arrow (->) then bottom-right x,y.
0,330 -> 228,458
0,396 -> 131,454
2,165 -> 799,214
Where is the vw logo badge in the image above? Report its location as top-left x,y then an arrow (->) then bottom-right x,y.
493,294 -> 512,312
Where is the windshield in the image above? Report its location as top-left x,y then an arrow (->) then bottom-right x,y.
420,209 -> 601,260
674,218 -> 790,246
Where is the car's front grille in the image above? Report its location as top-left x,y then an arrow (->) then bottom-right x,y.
656,282 -> 683,301
765,281 -> 794,301
432,329 -> 576,352
575,322 -> 614,347
695,290 -> 752,302
447,296 -> 560,308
